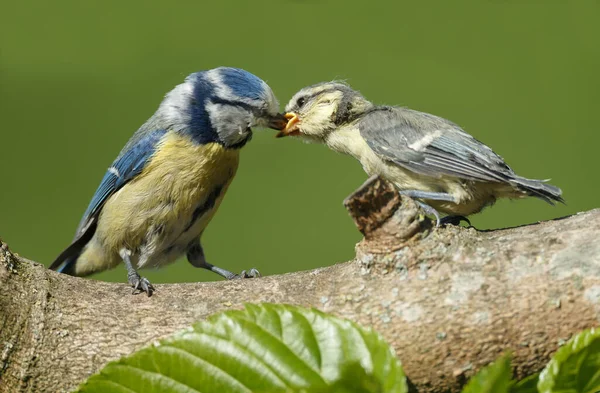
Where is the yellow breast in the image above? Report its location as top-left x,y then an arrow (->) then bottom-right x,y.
96,132 -> 240,256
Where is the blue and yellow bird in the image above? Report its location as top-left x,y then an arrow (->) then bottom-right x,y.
50,67 -> 287,296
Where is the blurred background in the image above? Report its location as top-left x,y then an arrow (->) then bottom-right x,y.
1,1 -> 598,284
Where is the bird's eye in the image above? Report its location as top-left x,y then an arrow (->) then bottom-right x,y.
296,97 -> 306,108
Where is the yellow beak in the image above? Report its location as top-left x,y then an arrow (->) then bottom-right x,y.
275,113 -> 301,138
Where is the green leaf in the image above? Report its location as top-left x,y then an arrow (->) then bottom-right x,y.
76,304 -> 406,393
538,328 -> 600,393
511,373 -> 539,393
461,354 -> 512,393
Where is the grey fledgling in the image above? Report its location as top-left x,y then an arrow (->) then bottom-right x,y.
277,82 -> 563,225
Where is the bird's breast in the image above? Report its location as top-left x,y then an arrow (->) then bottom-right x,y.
326,126 -> 387,174
97,132 -> 240,266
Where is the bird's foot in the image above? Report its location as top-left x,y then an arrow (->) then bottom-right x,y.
440,215 -> 471,226
231,268 -> 261,280
415,201 -> 442,227
128,272 -> 155,296
414,201 -> 471,228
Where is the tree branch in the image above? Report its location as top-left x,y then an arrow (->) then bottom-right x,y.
1,177 -> 599,393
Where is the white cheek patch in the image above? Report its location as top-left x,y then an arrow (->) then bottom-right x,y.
301,106 -> 335,135
206,101 -> 251,144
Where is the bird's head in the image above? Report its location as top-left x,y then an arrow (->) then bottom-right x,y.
159,67 -> 287,148
276,82 -> 373,142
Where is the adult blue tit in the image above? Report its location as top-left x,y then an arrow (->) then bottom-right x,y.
276,82 -> 563,225
50,67 -> 287,296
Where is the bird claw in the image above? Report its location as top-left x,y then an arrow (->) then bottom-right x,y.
232,268 -> 261,279
128,272 -> 155,296
414,201 -> 471,228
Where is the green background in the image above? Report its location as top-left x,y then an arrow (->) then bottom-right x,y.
2,1 -> 598,285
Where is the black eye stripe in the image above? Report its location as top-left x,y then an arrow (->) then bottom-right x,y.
210,97 -> 269,119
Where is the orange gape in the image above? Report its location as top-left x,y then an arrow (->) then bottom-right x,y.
276,112 -> 301,138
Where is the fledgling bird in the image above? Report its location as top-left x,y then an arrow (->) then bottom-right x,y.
50,67 -> 287,296
276,82 -> 563,225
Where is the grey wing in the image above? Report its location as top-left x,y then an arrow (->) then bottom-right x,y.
358,107 -> 515,182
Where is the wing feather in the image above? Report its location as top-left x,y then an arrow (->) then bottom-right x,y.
75,128 -> 167,236
359,107 -> 515,182
50,128 -> 168,272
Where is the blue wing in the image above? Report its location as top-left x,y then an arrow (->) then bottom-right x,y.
49,128 -> 167,273
78,129 -> 168,231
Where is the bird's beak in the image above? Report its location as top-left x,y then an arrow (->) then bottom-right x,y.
275,113 -> 301,138
267,113 -> 289,131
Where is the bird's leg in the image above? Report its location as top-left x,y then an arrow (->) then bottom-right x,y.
413,201 -> 470,227
401,190 -> 469,227
399,190 -> 457,202
119,249 -> 154,296
187,242 -> 260,280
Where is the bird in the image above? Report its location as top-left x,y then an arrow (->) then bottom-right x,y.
50,67 -> 287,296
276,82 -> 563,225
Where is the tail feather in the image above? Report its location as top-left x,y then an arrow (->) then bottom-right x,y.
53,255 -> 79,275
512,177 -> 565,205
49,241 -> 85,276
50,220 -> 97,276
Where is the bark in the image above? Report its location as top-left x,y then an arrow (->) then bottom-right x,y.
1,177 -> 599,393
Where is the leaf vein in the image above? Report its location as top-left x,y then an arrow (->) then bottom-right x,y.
160,344 -> 254,391
207,316 -> 326,385
296,311 -> 323,371
110,364 -> 205,393
88,379 -> 140,393
225,315 -> 325,381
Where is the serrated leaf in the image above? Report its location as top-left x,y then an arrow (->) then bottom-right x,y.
76,303 -> 407,393
511,373 -> 539,393
538,328 -> 600,393
461,354 -> 512,393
